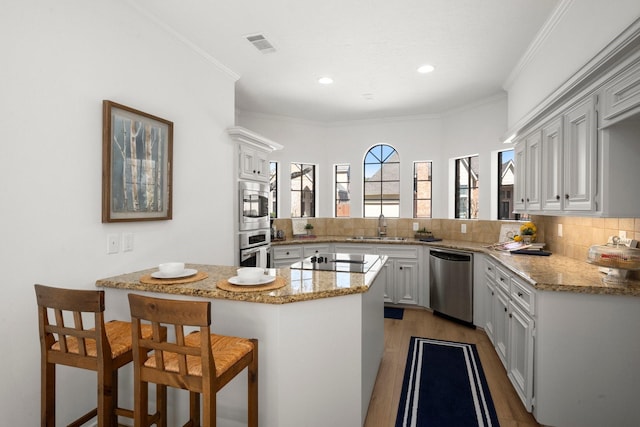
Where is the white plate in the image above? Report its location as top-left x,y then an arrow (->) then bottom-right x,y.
151,268 -> 198,279
228,275 -> 276,286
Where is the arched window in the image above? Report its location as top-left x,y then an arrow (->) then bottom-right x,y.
363,144 -> 400,217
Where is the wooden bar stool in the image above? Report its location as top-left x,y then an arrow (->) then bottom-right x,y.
128,293 -> 258,427
34,284 -> 161,427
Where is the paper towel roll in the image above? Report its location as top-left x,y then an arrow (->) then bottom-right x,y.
258,246 -> 268,268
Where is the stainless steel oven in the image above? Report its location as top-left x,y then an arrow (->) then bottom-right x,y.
239,229 -> 271,268
239,181 -> 270,231
240,244 -> 271,268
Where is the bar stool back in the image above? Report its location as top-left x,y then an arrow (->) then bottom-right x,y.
128,293 -> 258,427
34,284 -> 160,427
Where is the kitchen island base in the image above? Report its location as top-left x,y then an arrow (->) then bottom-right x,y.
102,276 -> 384,427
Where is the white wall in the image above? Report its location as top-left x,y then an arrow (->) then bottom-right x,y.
506,0 -> 640,129
238,94 -> 507,220
0,1 -> 236,425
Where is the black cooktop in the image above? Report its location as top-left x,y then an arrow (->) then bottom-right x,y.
289,253 -> 380,273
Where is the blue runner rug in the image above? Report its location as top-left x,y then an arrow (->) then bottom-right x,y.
384,307 -> 404,319
395,337 -> 500,427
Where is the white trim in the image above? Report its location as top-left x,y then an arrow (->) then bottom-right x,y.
125,0 -> 239,81
503,0 -> 574,91
227,126 -> 284,152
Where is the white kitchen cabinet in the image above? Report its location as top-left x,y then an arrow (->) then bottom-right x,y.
483,258 -> 536,412
514,130 -> 542,211
377,246 -> 420,306
562,96 -> 597,211
303,244 -> 332,257
271,245 -> 304,268
507,299 -> 535,411
601,57 -> 640,127
540,117 -> 564,211
333,244 -> 377,255
239,144 -> 269,182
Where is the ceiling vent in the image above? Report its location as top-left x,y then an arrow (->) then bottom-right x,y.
246,33 -> 276,54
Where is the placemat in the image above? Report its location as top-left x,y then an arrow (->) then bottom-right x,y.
216,276 -> 286,293
140,271 -> 209,285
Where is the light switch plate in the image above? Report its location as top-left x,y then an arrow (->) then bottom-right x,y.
107,234 -> 120,254
413,222 -> 419,231
461,223 -> 467,233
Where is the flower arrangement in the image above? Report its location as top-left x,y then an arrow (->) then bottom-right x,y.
513,221 -> 537,243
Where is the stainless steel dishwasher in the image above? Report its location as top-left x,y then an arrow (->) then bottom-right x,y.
429,248 -> 473,324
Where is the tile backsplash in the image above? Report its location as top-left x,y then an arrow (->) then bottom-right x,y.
272,216 -> 640,262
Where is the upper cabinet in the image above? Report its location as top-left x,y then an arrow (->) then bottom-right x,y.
239,145 -> 269,181
227,126 -> 283,183
511,22 -> 640,218
601,59 -> 640,127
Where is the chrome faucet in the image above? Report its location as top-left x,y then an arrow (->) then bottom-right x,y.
378,213 -> 387,237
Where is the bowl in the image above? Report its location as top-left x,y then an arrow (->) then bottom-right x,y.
158,262 -> 185,276
237,267 -> 264,282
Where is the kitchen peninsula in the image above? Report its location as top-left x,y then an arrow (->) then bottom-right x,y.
96,258 -> 387,427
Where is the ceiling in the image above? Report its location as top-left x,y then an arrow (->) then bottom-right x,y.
131,0 -> 560,122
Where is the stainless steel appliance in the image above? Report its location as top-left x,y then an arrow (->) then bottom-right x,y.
429,248 -> 473,324
239,229 -> 270,268
239,181 -> 270,231
290,253 -> 381,273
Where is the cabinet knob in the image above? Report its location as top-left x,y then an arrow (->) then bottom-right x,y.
521,198 -> 524,203
518,292 -> 523,297
491,291 -> 494,296
509,313 -> 513,318
504,307 -> 508,313
286,251 -> 290,255
526,198 -> 530,202
257,171 -> 261,174
556,195 -> 560,200
253,170 -> 257,173
565,194 -> 569,199
399,266 -> 403,270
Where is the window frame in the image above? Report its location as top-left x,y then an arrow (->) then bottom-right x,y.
363,144 -> 400,218
334,163 -> 351,218
454,155 -> 479,219
290,162 -> 316,218
497,149 -> 515,220
269,161 -> 278,218
413,160 -> 433,218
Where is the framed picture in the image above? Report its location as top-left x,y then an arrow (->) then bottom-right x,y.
102,100 -> 173,222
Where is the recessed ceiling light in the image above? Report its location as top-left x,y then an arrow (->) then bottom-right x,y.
417,64 -> 435,74
318,77 -> 333,85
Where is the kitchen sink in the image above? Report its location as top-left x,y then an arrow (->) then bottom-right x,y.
348,236 -> 406,241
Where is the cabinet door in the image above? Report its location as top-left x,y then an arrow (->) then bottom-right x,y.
239,145 -> 269,182
563,97 -> 596,211
541,117 -> 564,211
382,261 -> 394,303
493,287 -> 509,368
508,302 -> 535,411
395,260 -> 419,305
253,149 -> 269,180
513,141 -> 527,211
525,130 -> 542,210
484,278 -> 496,344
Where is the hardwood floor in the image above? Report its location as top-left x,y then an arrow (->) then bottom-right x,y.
364,307 -> 540,427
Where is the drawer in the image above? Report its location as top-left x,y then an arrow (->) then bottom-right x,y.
272,246 -> 303,260
510,276 -> 536,316
484,259 -> 496,280
495,266 -> 511,293
379,246 -> 419,259
303,244 -> 331,257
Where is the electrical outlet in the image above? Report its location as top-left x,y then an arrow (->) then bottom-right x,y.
107,234 -> 120,254
123,233 -> 134,252
558,224 -> 563,237
413,222 -> 419,231
461,223 -> 467,234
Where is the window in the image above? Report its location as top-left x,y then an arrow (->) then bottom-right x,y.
497,150 -> 515,220
335,164 -> 350,217
290,163 -> 315,217
413,161 -> 432,218
364,144 -> 400,217
455,155 -> 479,219
269,161 -> 278,218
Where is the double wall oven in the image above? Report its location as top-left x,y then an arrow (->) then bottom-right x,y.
238,181 -> 270,268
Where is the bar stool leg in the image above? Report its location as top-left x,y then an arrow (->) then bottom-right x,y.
42,361 -> 55,426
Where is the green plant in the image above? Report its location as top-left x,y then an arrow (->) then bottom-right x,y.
304,223 -> 314,230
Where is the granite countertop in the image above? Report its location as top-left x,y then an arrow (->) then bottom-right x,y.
273,236 -> 640,297
95,259 -> 387,305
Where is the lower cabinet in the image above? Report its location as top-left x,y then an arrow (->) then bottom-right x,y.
378,246 -> 420,306
271,245 -> 304,268
484,258 -> 536,412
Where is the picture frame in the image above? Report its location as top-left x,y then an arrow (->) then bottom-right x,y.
102,100 -> 173,222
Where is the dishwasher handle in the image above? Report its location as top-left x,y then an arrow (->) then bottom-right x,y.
430,250 -> 471,262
